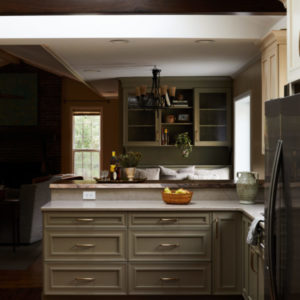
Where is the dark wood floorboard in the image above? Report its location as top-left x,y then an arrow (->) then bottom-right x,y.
0,255 -> 42,289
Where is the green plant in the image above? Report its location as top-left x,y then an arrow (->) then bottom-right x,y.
175,132 -> 193,158
118,151 -> 142,168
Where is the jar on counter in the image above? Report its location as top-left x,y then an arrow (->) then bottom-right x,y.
236,172 -> 259,204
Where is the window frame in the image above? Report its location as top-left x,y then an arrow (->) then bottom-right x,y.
71,107 -> 103,177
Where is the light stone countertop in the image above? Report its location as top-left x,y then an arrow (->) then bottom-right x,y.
42,200 -> 264,221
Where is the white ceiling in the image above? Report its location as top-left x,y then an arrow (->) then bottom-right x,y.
49,38 -> 261,80
0,15 -> 286,85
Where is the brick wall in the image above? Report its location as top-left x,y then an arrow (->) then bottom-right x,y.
0,62 -> 62,186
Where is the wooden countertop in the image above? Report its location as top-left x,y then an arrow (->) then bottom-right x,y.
50,179 -> 239,189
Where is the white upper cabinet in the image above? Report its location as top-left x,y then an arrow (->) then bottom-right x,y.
260,30 -> 287,154
287,0 -> 300,83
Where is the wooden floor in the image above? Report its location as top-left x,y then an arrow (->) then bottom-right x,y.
0,254 -> 242,300
0,254 -> 42,300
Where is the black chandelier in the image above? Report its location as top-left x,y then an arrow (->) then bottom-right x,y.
135,67 -> 176,109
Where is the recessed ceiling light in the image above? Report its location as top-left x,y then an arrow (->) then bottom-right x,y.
83,69 -> 101,72
194,39 -> 216,44
110,39 -> 130,44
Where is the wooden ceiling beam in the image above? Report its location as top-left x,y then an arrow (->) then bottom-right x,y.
0,49 -> 20,65
0,0 -> 286,15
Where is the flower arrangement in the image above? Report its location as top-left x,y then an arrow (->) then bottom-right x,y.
118,151 -> 142,168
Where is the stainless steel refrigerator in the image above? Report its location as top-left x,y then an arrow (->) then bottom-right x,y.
265,93 -> 300,300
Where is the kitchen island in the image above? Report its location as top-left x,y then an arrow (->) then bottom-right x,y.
42,180 -> 264,299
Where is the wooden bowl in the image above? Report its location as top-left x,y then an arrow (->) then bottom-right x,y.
161,190 -> 193,205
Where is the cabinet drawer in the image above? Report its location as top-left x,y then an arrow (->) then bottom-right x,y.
129,262 -> 211,295
44,212 -> 126,227
129,212 -> 210,227
129,229 -> 211,261
44,230 -> 126,261
44,262 -> 126,295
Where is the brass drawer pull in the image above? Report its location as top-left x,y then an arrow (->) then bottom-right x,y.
160,243 -> 179,247
76,218 -> 95,222
160,218 -> 177,223
75,243 -> 95,248
160,277 -> 179,281
75,277 -> 95,282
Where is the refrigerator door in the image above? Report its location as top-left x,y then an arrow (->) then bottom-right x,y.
265,99 -> 285,300
265,94 -> 300,300
280,94 -> 300,299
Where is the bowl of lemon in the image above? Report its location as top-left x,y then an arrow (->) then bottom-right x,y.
162,187 -> 193,205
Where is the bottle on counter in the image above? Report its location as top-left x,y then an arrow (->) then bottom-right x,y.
110,151 -> 118,180
115,159 -> 121,180
164,128 -> 169,145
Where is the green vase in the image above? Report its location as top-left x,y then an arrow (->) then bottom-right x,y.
236,172 -> 259,204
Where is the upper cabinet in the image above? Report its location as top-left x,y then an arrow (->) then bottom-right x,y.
124,88 -> 160,146
287,0 -> 300,84
261,30 -> 287,154
194,88 -> 231,146
121,77 -> 232,148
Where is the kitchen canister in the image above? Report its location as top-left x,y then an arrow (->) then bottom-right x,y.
236,172 -> 259,204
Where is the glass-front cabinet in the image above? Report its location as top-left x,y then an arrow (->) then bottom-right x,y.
194,88 -> 231,146
124,89 -> 160,146
122,80 -> 232,148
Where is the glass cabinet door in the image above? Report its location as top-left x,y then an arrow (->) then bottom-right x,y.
124,91 -> 160,145
194,88 -> 231,146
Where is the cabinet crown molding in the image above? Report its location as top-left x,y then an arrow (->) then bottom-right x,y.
278,0 -> 287,8
261,30 -> 287,51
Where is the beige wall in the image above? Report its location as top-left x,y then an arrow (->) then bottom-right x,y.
233,60 -> 265,179
61,78 -> 122,173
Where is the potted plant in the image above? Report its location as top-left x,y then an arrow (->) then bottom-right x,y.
175,132 -> 193,158
118,151 -> 142,181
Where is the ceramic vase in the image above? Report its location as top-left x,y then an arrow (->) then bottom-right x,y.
124,167 -> 136,181
236,172 -> 259,204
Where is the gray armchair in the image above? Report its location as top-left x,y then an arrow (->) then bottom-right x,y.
18,175 -> 61,244
0,174 -> 82,244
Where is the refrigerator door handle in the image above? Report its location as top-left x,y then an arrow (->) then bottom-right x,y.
267,139 -> 283,300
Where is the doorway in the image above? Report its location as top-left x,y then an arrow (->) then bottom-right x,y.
234,92 -> 251,182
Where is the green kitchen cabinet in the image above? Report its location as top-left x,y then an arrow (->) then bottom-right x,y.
212,212 -> 242,295
194,87 -> 231,146
242,216 -> 264,300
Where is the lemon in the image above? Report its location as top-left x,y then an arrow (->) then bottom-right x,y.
164,187 -> 171,194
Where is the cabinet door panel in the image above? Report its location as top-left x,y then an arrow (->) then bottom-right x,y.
44,230 -> 126,261
44,263 -> 127,295
194,87 -> 231,146
44,212 -> 126,228
242,217 -> 251,299
248,247 -> 258,300
287,0 -> 300,83
124,89 -> 160,146
129,212 -> 211,227
129,229 -> 211,261
212,212 -> 242,295
258,251 -> 264,300
128,262 -> 211,295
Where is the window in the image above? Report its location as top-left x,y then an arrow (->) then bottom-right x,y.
72,112 -> 101,179
234,93 -> 251,182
